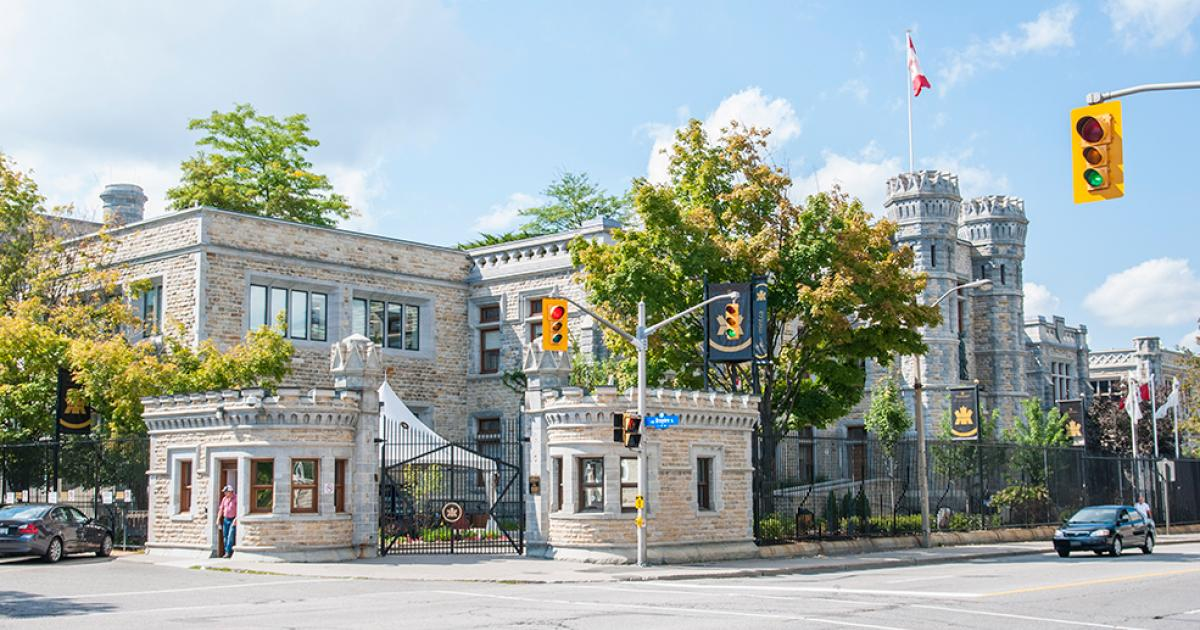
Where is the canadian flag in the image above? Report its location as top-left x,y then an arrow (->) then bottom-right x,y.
1123,374 -> 1143,424
907,33 -> 932,97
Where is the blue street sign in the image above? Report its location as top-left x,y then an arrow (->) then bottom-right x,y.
644,413 -> 680,429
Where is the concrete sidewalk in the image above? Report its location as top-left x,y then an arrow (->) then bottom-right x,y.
126,533 -> 1200,584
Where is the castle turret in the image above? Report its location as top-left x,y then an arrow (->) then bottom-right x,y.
100,183 -> 147,225
961,195 -> 1029,424
884,170 -> 963,429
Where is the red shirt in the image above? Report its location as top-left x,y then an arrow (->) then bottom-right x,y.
219,493 -> 237,519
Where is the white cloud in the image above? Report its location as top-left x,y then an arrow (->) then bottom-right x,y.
1024,282 -> 1062,317
837,79 -> 870,104
471,192 -> 542,234
1106,0 -> 1200,51
792,143 -> 902,213
8,148 -> 178,221
1084,258 -> 1200,327
1178,329 -> 1200,352
918,147 -> 1010,199
942,4 -> 1078,91
645,87 -> 801,184
328,160 -> 386,234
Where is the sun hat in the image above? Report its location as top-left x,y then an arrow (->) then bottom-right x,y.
222,485 -> 233,492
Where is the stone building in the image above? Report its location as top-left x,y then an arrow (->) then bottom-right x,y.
1089,336 -> 1191,401
1025,316 -> 1092,410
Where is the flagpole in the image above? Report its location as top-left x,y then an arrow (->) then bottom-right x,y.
1147,361 -> 1159,459
906,30 -> 914,173
1172,378 -> 1181,460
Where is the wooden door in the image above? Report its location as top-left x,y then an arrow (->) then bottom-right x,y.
847,426 -> 866,482
215,460 -> 237,555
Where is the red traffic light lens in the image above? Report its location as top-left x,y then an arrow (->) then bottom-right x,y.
549,305 -> 565,320
1076,116 -> 1104,143
1082,146 -> 1103,165
725,304 -> 736,315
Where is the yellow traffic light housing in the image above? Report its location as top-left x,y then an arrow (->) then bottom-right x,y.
542,298 -> 569,352
1071,101 -> 1124,204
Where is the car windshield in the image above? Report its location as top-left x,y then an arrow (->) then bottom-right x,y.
1069,507 -> 1118,523
0,505 -> 49,520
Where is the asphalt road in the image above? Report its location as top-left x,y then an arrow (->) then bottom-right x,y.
3,543 -> 1200,629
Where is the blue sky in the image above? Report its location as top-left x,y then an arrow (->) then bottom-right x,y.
1,1 -> 1198,352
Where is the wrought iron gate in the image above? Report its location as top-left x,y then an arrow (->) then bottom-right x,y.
379,429 -> 525,555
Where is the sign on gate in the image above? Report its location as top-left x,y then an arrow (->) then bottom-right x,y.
441,502 -> 464,524
645,413 -> 680,429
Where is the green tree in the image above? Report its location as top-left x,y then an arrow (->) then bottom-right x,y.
167,103 -> 352,227
458,172 -> 628,249
864,377 -> 913,516
1004,398 -> 1071,485
572,121 -> 939,504
0,157 -> 295,441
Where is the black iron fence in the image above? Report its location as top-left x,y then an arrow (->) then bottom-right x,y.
0,436 -> 150,549
753,432 -> 1200,543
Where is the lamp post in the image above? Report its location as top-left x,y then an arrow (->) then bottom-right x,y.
913,278 -> 992,548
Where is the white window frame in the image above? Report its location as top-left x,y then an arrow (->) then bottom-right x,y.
167,450 -> 196,522
350,292 -> 430,355
690,445 -> 724,516
247,280 -> 331,343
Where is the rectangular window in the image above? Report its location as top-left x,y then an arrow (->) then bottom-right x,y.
930,244 -> 937,268
368,300 -> 385,346
309,292 -> 327,342
334,459 -> 347,513
250,284 -> 269,329
290,290 -> 308,340
528,298 -> 544,341
697,457 -> 713,511
553,457 -> 563,512
141,284 -> 162,337
476,417 -> 502,487
290,459 -> 318,514
250,459 -> 274,513
620,458 -> 638,513
578,457 -> 604,512
352,298 -> 367,337
479,304 -> 500,324
1000,265 -> 1007,285
404,304 -> 420,351
178,459 -> 192,514
480,329 -> 500,373
269,287 -> 288,335
386,302 -> 404,349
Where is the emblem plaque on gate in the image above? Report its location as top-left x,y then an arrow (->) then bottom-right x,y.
441,502 -> 464,524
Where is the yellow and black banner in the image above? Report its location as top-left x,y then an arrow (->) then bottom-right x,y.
949,386 -> 979,441
751,275 -> 769,365
56,368 -> 93,435
1057,399 -> 1086,448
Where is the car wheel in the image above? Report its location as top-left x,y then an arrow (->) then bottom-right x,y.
1141,535 -> 1154,555
1110,536 -> 1123,557
43,537 -> 63,563
96,534 -> 113,558
1057,549 -> 1070,558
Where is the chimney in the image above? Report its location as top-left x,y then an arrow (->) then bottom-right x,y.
100,183 -> 147,225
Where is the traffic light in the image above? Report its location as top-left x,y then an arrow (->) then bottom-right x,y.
613,413 -> 624,443
622,413 -> 642,449
542,298 -> 568,352
719,301 -> 744,341
1071,101 -> 1124,204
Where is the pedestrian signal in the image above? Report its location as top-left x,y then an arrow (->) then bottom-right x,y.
542,298 -> 569,352
1071,101 -> 1124,204
622,413 -> 642,449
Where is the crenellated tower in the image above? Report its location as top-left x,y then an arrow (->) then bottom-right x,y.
884,170 -> 963,430
960,195 -> 1029,425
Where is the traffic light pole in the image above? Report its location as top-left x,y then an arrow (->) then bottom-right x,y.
552,291 -> 739,566
1086,81 -> 1200,105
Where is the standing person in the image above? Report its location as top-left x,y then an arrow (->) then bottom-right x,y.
219,485 -> 237,558
1134,494 -> 1153,523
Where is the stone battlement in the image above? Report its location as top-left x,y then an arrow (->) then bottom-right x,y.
961,195 -> 1027,220
885,170 -> 961,200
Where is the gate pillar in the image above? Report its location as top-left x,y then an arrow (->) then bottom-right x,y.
521,341 -> 571,557
331,334 -> 385,559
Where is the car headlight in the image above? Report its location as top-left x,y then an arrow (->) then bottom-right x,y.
1053,529 -> 1064,538
1091,528 -> 1110,537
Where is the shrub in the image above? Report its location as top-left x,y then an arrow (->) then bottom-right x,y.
758,513 -> 790,541
990,484 -> 1052,524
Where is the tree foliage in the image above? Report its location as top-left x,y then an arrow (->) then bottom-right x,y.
1004,398 -> 1071,486
0,154 -> 294,442
1086,385 -> 1177,457
167,103 -> 352,227
572,120 -> 939,434
863,377 -> 912,457
458,172 -> 628,249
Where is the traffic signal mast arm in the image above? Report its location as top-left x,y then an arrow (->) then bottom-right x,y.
1087,81 -> 1200,105
547,291 -> 740,350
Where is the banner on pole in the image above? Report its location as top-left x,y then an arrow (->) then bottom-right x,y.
705,282 -> 752,363
751,276 -> 769,365
1057,399 -> 1086,448
949,386 -> 980,440
56,368 -> 93,435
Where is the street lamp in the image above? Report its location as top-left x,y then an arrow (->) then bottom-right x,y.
913,278 -> 992,548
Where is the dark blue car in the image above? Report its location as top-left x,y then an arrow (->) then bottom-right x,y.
0,504 -> 114,563
1053,504 -> 1154,557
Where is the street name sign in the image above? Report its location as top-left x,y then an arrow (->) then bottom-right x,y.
644,413 -> 680,429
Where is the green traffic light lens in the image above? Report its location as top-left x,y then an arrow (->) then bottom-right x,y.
551,334 -> 563,343
1084,168 -> 1105,187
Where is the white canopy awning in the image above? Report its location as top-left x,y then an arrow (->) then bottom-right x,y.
378,381 -> 496,473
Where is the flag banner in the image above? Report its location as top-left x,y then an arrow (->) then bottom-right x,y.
907,33 -> 932,97
56,367 -> 93,435
751,275 -> 770,365
705,282 -> 753,363
1154,379 -> 1180,420
949,386 -> 980,440
1057,399 -> 1086,448
1124,376 -> 1143,424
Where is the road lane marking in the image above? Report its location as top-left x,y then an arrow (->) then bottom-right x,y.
984,567 -> 1200,598
432,590 -> 910,629
11,577 -> 353,601
886,575 -> 959,584
910,604 -> 1148,630
620,582 -> 982,599
564,584 -> 888,607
